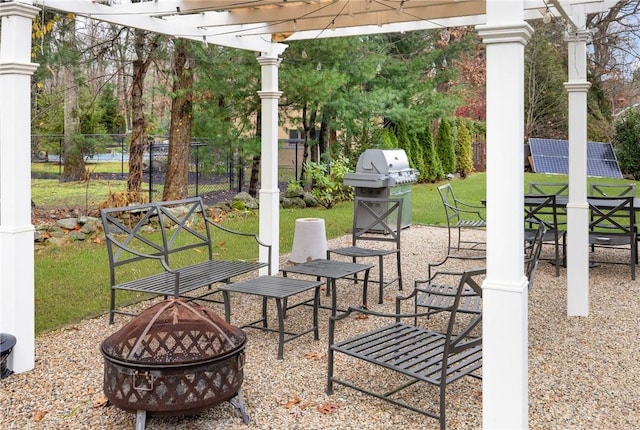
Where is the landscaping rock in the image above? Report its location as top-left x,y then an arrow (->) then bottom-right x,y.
302,191 -> 320,207
233,191 -> 254,202
68,231 -> 86,241
289,197 -> 306,208
46,236 -> 69,246
56,218 -> 79,230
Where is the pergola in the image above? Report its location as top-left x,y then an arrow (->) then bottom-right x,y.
0,0 -> 617,428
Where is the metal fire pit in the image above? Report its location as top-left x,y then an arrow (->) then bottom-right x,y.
343,149 -> 419,230
101,299 -> 248,429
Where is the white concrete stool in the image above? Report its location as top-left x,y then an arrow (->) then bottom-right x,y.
290,218 -> 327,263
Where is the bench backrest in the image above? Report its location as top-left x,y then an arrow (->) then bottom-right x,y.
101,197 -> 213,282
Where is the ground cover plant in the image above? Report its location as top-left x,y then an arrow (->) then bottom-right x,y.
33,171 -> 636,333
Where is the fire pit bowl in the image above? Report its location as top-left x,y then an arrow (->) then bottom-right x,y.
101,299 -> 248,428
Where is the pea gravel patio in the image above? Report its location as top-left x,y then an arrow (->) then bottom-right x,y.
1,225 -> 638,429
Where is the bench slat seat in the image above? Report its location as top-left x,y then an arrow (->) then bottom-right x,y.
114,260 -> 268,296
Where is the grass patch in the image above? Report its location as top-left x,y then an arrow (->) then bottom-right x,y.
32,179 -> 129,210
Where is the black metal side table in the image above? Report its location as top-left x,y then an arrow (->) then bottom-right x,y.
281,259 -> 373,316
218,276 -> 322,359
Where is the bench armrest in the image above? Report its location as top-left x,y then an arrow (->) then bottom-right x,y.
106,233 -> 175,273
204,216 -> 272,268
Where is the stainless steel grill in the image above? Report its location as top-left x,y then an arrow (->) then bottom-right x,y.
343,149 -> 418,230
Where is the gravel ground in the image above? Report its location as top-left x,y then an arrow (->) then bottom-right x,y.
1,225 -> 639,429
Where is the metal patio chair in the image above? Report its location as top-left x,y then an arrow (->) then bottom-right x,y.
327,268 -> 485,430
327,197 -> 404,305
588,196 -> 637,280
412,222 -> 543,320
437,183 -> 486,256
589,183 -> 636,198
524,221 -> 546,290
524,194 -> 566,277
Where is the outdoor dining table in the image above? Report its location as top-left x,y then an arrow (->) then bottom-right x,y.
281,259 -> 373,317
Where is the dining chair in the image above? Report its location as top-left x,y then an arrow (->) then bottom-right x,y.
524,221 -> 546,290
528,181 -> 568,230
524,194 -> 566,277
326,197 -> 403,304
528,181 -> 569,196
413,222 -> 544,320
588,183 -> 637,258
588,196 -> 637,280
437,183 -> 486,257
589,183 -> 636,198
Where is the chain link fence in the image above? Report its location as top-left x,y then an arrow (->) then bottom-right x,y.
31,134 -> 304,203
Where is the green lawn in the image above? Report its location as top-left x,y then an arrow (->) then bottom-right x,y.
33,171 -> 637,334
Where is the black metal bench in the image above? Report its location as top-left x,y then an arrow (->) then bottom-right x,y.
101,197 -> 271,324
327,268 -> 484,430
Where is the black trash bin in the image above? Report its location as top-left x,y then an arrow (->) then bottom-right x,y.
0,333 -> 17,379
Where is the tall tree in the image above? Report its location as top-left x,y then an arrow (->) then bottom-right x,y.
455,118 -> 474,178
127,29 -> 160,195
436,118 -> 456,174
59,16 -> 85,181
163,39 -> 195,201
524,20 -> 568,140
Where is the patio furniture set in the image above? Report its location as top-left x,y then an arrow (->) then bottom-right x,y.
439,181 -> 638,280
99,193 -> 500,429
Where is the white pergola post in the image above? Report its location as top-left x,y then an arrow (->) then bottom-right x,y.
565,27 -> 591,317
477,0 -> 532,427
257,53 -> 283,274
0,1 -> 40,374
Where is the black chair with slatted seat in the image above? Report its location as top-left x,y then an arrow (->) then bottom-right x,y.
437,183 -> 486,257
588,196 -> 637,280
327,197 -> 403,305
589,183 -> 636,198
327,268 -> 485,430
524,194 -> 566,277
588,183 -> 637,259
412,221 -> 543,322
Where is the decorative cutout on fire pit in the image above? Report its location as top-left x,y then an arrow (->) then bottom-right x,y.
101,299 -> 249,428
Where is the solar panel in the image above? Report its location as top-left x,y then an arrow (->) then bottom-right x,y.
529,138 -> 623,179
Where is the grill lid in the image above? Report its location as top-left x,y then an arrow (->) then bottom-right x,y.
344,149 -> 419,187
101,299 -> 246,366
356,148 -> 410,174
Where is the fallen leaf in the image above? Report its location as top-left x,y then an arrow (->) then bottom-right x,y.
34,410 -> 47,422
92,236 -> 102,244
317,402 -> 340,414
93,395 -> 109,408
284,394 -> 301,409
304,352 -> 323,360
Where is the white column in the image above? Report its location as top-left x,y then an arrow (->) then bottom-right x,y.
565,29 -> 591,316
257,54 -> 283,274
0,1 -> 40,374
477,1 -> 532,427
